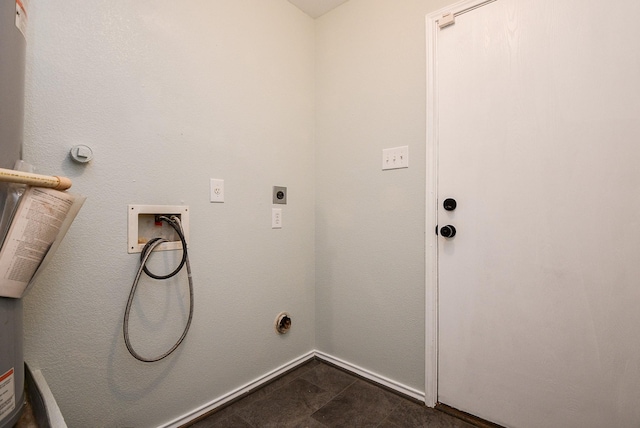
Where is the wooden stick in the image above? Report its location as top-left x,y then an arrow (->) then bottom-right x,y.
0,167 -> 72,190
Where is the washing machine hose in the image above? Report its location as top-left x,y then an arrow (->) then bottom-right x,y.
123,215 -> 194,362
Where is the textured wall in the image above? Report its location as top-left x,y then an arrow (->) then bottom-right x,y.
20,0 -> 472,425
314,0 -> 456,393
22,1 -> 315,427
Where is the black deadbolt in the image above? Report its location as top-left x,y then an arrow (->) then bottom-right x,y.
276,191 -> 285,200
443,198 -> 457,211
440,225 -> 457,238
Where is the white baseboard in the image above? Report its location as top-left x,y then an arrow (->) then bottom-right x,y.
160,349 -> 426,427
314,351 -> 426,403
159,351 -> 315,428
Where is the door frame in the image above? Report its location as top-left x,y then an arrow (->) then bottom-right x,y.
424,0 -> 498,408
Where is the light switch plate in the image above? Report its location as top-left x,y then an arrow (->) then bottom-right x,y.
272,208 -> 282,229
382,146 -> 409,170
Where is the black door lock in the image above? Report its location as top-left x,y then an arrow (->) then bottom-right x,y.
443,198 -> 457,211
440,225 -> 457,238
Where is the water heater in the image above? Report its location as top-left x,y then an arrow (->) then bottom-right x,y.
0,0 -> 27,425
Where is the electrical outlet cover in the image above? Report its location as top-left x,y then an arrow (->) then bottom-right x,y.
210,178 -> 224,203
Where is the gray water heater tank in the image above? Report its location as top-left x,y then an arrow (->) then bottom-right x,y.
0,0 -> 27,425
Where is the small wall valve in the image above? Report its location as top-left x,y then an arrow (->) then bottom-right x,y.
70,145 -> 94,163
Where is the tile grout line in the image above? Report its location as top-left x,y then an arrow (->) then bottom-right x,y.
301,362 -> 361,426
232,361 -> 330,427
303,363 -> 352,424
308,376 -> 358,421
374,395 -> 404,428
236,412 -> 257,428
185,359 -> 321,427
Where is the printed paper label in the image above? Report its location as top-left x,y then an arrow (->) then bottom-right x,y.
0,368 -> 16,421
15,0 -> 28,40
0,187 -> 78,298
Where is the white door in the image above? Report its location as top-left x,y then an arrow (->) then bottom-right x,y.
431,0 -> 640,427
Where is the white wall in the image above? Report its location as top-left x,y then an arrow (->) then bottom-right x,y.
22,1 -> 315,427
20,0 -> 472,425
314,0 -> 456,393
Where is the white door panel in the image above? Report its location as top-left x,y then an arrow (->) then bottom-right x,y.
435,0 -> 640,426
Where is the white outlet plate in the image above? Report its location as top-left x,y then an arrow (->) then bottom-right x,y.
127,205 -> 189,253
382,146 -> 409,170
210,178 -> 224,203
272,208 -> 282,229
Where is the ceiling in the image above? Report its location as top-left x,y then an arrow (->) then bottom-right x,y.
287,0 -> 350,18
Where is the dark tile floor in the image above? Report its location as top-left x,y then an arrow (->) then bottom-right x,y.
188,359 -> 476,428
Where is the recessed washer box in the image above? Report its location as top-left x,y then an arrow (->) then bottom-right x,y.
127,205 -> 189,254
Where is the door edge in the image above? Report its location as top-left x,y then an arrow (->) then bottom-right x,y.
424,0 -> 499,409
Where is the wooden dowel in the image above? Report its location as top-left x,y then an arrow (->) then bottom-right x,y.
0,167 -> 72,190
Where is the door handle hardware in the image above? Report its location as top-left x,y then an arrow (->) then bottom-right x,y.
443,198 -> 457,211
440,225 -> 457,238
